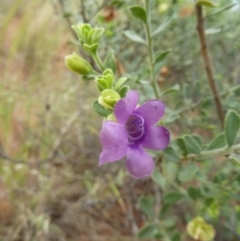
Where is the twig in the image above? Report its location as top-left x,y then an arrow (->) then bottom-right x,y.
195,4 -> 224,128
144,0 -> 159,98
80,0 -> 88,23
58,0 -> 77,40
180,143 -> 240,162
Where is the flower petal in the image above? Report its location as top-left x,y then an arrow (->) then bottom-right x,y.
142,126 -> 170,150
99,121 -> 128,165
126,146 -> 154,179
134,100 -> 165,125
114,90 -> 139,124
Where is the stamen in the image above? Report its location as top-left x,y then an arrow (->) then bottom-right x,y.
125,114 -> 145,142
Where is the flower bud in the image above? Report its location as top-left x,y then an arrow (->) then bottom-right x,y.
98,89 -> 120,110
65,52 -> 92,75
96,69 -> 114,91
72,23 -> 104,45
187,217 -> 215,241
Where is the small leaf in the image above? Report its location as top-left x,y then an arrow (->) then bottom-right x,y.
192,135 -> 202,147
128,5 -> 147,23
187,187 -> 199,201
118,85 -> 129,98
224,110 -> 240,147
153,17 -> 173,36
92,101 -> 112,117
204,197 -> 215,207
178,162 -> 199,182
176,138 -> 188,155
207,133 -> 226,150
162,146 -> 179,162
229,154 -> 240,165
172,231 -> 181,241
163,191 -> 183,204
154,50 -> 171,65
138,223 -> 160,239
196,0 -> 218,7
151,169 -> 166,189
139,196 -> 154,218
159,203 -> 172,218
205,28 -> 221,35
183,135 -> 201,154
161,84 -> 180,96
123,30 -> 146,44
114,77 -> 128,91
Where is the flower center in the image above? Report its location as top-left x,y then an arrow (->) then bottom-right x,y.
125,114 -> 145,143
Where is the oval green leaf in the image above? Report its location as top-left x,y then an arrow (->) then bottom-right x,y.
128,5 -> 147,23
224,110 -> 240,147
138,223 -> 159,239
123,30 -> 146,44
207,133 -> 226,150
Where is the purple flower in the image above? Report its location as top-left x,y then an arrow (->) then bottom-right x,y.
99,90 -> 170,179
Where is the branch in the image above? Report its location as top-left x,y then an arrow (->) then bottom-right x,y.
80,0 -> 88,23
180,143 -> 240,162
195,4 -> 224,128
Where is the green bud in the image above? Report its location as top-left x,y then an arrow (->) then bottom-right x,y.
83,43 -> 99,55
96,77 -> 109,91
91,28 -> 105,44
96,69 -> 115,91
187,217 -> 215,241
98,89 -> 121,110
72,23 -> 104,45
65,52 -> 92,75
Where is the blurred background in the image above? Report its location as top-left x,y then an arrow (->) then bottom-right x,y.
0,0 -> 240,240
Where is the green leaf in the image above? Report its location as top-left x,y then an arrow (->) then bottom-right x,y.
159,203 -> 172,218
154,50 -> 171,65
224,110 -> 240,147
162,147 -> 179,162
123,30 -> 146,44
196,0 -> 218,7
92,101 -> 112,117
128,5 -> 147,23
161,84 -> 180,96
192,135 -> 202,147
151,169 -> 166,189
162,215 -> 177,228
176,138 -> 188,155
229,154 -> 240,165
204,197 -> 215,207
205,28 -> 221,35
138,223 -> 160,239
118,85 -> 129,98
187,187 -> 199,201
163,191 -> 183,204
139,196 -> 154,218
183,135 -> 201,154
153,17 -> 173,37
162,161 -> 178,184
114,77 -> 128,91
178,162 -> 199,182
172,231 -> 181,241
207,133 -> 226,150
